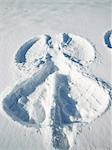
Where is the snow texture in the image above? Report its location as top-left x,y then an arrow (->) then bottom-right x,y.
1,33 -> 111,150
104,30 -> 112,48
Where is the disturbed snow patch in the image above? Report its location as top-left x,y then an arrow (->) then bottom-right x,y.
104,30 -> 112,48
1,33 -> 111,150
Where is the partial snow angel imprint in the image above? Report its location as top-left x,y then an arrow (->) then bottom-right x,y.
104,30 -> 112,48
2,33 -> 111,149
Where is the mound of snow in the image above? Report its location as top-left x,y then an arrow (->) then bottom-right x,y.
55,33 -> 95,65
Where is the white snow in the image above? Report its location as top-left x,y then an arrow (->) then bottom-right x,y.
0,1 -> 111,150
1,33 -> 111,150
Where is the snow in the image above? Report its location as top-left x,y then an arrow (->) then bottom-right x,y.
104,30 -> 112,48
0,0 -> 111,150
1,33 -> 112,150
55,33 -> 95,65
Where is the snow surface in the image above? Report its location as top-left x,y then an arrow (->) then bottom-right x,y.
0,1 -> 112,150
104,30 -> 112,48
1,33 -> 112,150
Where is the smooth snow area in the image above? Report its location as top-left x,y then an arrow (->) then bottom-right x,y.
0,1 -> 111,150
